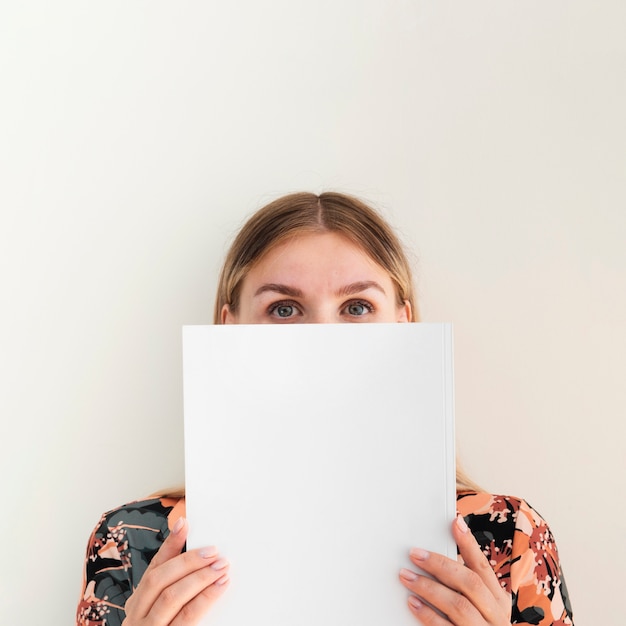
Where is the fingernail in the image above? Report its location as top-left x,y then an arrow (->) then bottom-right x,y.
408,596 -> 423,610
216,573 -> 230,586
199,546 -> 218,559
409,547 -> 429,561
456,514 -> 469,534
210,557 -> 229,570
399,568 -> 418,581
172,517 -> 185,534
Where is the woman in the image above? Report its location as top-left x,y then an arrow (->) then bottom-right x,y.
77,192 -> 574,626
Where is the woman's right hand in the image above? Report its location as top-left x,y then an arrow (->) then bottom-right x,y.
122,517 -> 229,625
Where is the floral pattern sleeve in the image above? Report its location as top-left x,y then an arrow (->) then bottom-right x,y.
457,492 -> 574,625
76,497 -> 185,626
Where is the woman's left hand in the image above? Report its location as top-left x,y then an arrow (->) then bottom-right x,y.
399,514 -> 511,625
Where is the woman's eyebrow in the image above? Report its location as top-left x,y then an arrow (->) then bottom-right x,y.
336,281 -> 386,297
254,283 -> 304,297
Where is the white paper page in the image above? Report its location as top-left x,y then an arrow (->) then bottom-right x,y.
183,323 -> 455,626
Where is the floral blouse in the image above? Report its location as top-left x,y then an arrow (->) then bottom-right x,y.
76,493 -> 574,625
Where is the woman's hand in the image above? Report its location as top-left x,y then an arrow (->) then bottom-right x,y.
122,517 -> 229,626
399,515 -> 511,625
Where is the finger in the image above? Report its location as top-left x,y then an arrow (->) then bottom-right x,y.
124,518 -> 190,619
406,594 -> 451,625
149,557 -> 230,625
146,517 -> 189,570
405,542 -> 507,624
452,514 -> 509,604
170,570 -> 231,626
129,545 -> 221,619
399,566 -> 483,625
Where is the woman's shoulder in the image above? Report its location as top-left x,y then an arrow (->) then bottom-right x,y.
78,496 -> 187,626
456,491 -> 545,526
456,494 -> 574,623
82,496 -> 187,588
97,495 -> 187,531
456,491 -> 557,550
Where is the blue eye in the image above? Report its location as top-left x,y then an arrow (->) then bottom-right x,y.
268,301 -> 300,319
345,301 -> 372,316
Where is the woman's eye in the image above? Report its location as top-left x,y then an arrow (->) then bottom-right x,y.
268,302 -> 300,318
345,301 -> 373,316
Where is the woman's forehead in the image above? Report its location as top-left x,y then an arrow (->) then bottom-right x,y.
239,231 -> 394,292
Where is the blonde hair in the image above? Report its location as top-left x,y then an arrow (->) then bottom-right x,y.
455,463 -> 484,494
157,192 -> 481,498
214,191 -> 418,323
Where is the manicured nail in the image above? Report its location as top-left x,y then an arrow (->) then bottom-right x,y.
408,596 -> 423,610
210,557 -> 229,570
172,517 -> 185,534
199,546 -> 218,559
215,573 -> 230,585
400,568 -> 418,582
456,514 -> 469,534
409,548 -> 429,561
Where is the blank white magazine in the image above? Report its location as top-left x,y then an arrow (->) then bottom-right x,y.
183,323 -> 455,626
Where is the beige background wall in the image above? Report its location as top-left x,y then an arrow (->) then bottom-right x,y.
1,2 -> 624,623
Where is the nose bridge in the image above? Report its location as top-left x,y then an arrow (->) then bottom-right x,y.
308,304 -> 337,324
